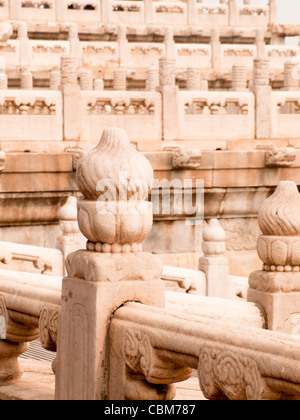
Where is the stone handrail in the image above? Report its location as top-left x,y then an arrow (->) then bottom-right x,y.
0,241 -> 64,276
107,301 -> 300,400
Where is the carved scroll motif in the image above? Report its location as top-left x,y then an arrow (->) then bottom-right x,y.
39,305 -> 60,352
198,345 -> 276,400
87,98 -> 155,116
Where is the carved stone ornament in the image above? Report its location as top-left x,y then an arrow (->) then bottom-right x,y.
248,179 -> 300,334
198,345 -> 276,400
164,147 -> 202,170
265,147 -> 296,168
255,181 -> 300,272
66,127 -> 163,283
39,305 -> 60,352
76,127 -> 154,249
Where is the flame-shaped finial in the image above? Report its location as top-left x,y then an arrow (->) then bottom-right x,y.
258,181 -> 300,236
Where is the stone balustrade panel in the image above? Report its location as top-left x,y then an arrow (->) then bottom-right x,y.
57,0 -> 101,23
126,42 -> 165,68
196,3 -> 228,27
271,92 -> 300,139
221,44 -> 257,72
0,40 -> 19,68
30,40 -> 70,70
81,41 -> 119,70
266,46 -> 300,72
110,0 -> 145,24
178,91 -> 255,141
176,44 -> 211,70
0,90 -> 63,141
80,91 -> 162,142
237,4 -> 269,28
153,1 -> 187,26
10,0 -> 56,21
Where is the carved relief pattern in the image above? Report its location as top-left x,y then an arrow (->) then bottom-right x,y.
87,98 -> 155,116
131,46 -> 163,56
224,48 -> 254,57
39,305 -> 60,351
156,5 -> 184,14
239,7 -> 267,16
184,98 -> 249,116
198,345 -> 265,400
21,1 -> 53,9
32,45 -> 67,54
177,48 -> 209,57
0,98 -> 56,115
124,330 -> 152,378
198,6 -> 227,15
112,3 -> 140,12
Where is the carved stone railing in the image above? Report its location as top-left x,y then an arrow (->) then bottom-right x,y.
2,33 -> 299,76
4,0 -> 276,28
2,128 -> 300,400
107,301 -> 300,400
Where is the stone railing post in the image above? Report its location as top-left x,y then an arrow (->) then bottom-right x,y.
79,69 -> 93,91
60,54 -> 81,141
232,64 -> 247,91
256,28 -> 266,59
100,0 -> 110,24
283,60 -> 300,91
144,0 -> 153,24
50,70 -> 61,90
186,67 -> 202,90
253,57 -> 271,139
248,181 -> 300,334
269,0 -> 277,26
113,68 -> 127,91
118,25 -> 129,67
56,196 -> 86,276
199,219 -> 229,299
228,0 -> 238,26
187,0 -> 197,26
20,69 -> 33,90
18,22 -> 31,68
94,78 -> 104,91
69,23 -> 81,64
55,127 -> 165,400
158,56 -> 179,140
164,26 -> 176,60
0,57 -> 8,89
146,66 -> 159,91
210,28 -> 221,70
